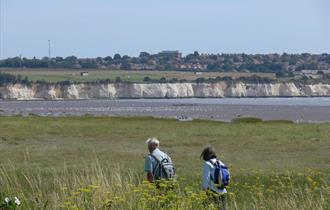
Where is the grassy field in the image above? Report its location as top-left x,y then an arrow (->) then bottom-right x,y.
0,116 -> 329,209
0,68 -> 276,83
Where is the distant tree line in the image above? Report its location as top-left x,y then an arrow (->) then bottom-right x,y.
0,52 -> 329,75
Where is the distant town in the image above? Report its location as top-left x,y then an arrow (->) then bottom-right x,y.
0,51 -> 329,79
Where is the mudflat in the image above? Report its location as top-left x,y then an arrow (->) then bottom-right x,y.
0,97 -> 329,122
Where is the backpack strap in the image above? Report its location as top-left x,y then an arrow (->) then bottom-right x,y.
209,159 -> 225,168
149,153 -> 163,178
208,159 -> 219,166
208,159 -> 221,183
149,153 -> 161,164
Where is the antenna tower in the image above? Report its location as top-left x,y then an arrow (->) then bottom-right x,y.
48,40 -> 51,58
48,40 -> 51,68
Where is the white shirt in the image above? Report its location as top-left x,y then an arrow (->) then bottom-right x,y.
202,158 -> 227,194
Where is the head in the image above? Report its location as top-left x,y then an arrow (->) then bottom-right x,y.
200,146 -> 217,161
146,137 -> 159,153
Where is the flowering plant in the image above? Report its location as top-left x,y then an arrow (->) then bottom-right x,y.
0,196 -> 21,210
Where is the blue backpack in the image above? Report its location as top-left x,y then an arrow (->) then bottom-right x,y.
210,160 -> 230,189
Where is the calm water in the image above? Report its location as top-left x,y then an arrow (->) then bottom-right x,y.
0,97 -> 329,123
125,97 -> 330,106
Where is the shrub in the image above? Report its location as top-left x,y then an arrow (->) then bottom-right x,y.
232,117 -> 263,123
143,76 -> 152,82
115,77 -> 123,83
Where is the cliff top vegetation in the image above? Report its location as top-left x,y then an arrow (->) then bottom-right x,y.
1,70 -> 329,86
1,52 -> 329,75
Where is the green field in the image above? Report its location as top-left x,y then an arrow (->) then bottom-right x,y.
0,68 -> 276,83
0,116 -> 329,209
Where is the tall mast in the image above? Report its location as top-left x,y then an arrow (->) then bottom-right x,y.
48,40 -> 51,58
48,40 -> 51,68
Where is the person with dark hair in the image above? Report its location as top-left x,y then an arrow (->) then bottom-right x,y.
201,146 -> 228,210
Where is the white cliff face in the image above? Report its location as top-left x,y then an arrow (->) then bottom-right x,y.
244,83 -> 280,97
0,82 -> 329,100
279,83 -> 301,96
193,83 -> 226,97
140,83 -> 195,98
302,84 -> 330,96
47,87 -> 58,99
5,84 -> 36,100
225,83 -> 247,97
97,84 -> 117,98
116,83 -> 195,98
64,84 -> 83,99
33,85 -> 60,100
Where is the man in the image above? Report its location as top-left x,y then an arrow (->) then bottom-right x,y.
144,137 -> 175,182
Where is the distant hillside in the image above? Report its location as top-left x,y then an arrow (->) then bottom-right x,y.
0,52 -> 329,76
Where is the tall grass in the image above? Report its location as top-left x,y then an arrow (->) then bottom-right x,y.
1,116 -> 329,209
1,161 -> 329,210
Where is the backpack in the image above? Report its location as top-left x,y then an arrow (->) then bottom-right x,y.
210,160 -> 230,189
150,153 -> 176,179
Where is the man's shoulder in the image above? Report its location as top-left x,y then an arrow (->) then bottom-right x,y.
145,154 -> 152,159
152,148 -> 166,155
158,149 -> 168,155
151,148 -> 171,161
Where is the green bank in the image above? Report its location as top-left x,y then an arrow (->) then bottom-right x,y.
0,116 -> 329,209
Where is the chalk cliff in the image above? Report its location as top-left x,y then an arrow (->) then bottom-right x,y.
0,82 -> 329,100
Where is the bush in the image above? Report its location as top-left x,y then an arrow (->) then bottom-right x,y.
143,76 -> 152,82
232,117 -> 263,123
237,75 -> 276,83
0,72 -> 17,85
0,72 -> 33,86
196,77 -> 206,83
265,120 -> 294,124
57,80 -> 73,86
115,77 -> 123,83
159,77 -> 167,83
169,78 -> 178,83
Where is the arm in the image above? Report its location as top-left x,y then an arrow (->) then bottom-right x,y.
202,162 -> 210,190
144,155 -> 154,182
147,172 -> 154,183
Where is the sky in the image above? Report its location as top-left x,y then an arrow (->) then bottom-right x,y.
0,0 -> 329,58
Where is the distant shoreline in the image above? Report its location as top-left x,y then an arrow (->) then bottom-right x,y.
1,98 -> 329,123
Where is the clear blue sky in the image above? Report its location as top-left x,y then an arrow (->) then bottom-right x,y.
0,0 -> 329,58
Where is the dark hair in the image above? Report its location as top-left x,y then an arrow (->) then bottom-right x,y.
200,146 -> 217,161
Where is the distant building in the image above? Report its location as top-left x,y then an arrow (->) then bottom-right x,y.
293,69 -> 330,79
294,69 -> 330,75
178,63 -> 207,70
80,72 -> 89,76
159,50 -> 182,58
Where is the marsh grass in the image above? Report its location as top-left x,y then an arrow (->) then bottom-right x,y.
0,116 -> 329,209
231,117 -> 263,123
0,162 -> 329,210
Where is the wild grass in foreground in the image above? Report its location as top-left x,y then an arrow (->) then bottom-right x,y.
0,116 -> 329,209
0,161 -> 329,210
